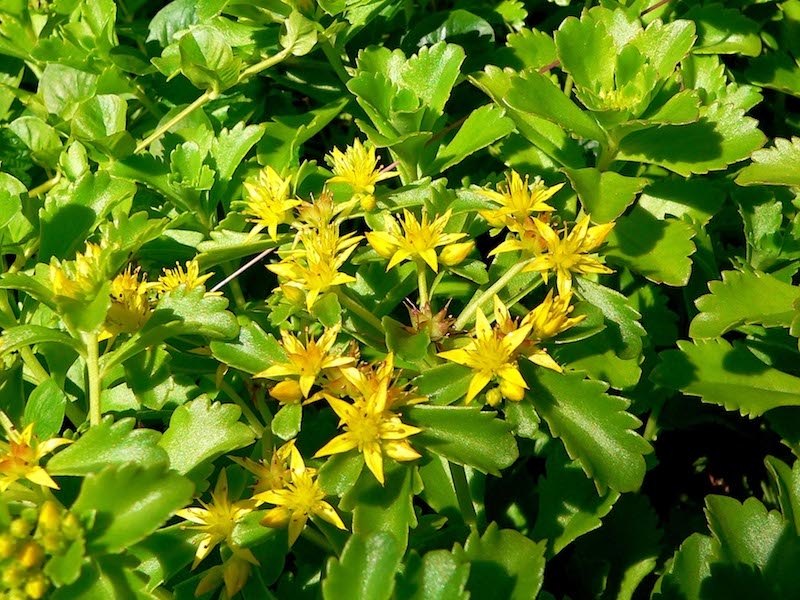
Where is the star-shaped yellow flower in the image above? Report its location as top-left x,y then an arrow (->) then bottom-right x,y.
49,242 -> 108,301
175,469 -> 256,570
254,325 -> 356,398
438,300 -> 531,403
366,209 -> 472,273
0,413 -> 72,492
526,215 -> 615,296
103,265 -> 154,339
314,359 -> 422,485
255,449 -> 346,546
242,166 -> 300,241
326,139 -> 398,209
477,171 -> 561,231
229,439 -> 299,495
154,259 -> 219,296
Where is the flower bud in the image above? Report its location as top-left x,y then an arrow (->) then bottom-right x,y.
16,541 -> 44,569
269,380 -> 304,405
439,241 -> 475,267
24,574 -> 49,599
0,533 -> 16,558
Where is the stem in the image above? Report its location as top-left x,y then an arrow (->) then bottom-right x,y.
454,258 -> 533,331
320,39 -> 351,86
217,379 -> 264,435
83,332 -> 102,427
450,462 -> 478,528
19,347 -> 50,384
28,173 -> 61,198
416,260 -> 429,307
135,90 -> 216,154
336,288 -> 384,332
238,46 -> 294,81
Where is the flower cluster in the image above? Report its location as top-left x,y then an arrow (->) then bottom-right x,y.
0,501 -> 84,600
0,413 -> 71,494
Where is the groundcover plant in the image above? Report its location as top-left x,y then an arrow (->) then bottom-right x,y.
2,0 -> 800,598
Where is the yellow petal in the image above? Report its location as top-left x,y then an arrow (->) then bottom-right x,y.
314,501 -> 346,530
383,440 -> 421,462
260,506 -> 291,529
362,441 -> 385,484
314,432 -> 359,457
465,371 -> 492,403
288,512 -> 308,546
365,231 -> 398,258
497,364 -> 528,390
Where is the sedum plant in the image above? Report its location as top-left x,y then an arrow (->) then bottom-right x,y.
1,0 -> 800,598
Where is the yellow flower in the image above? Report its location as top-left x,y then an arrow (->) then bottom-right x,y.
175,469 -> 256,569
365,209 -> 471,273
49,242 -> 107,300
0,413 -> 72,492
523,290 -> 586,342
194,552 -> 255,599
255,449 -> 345,546
314,362 -> 423,485
242,166 -> 301,241
268,226 -> 362,310
229,439 -> 300,495
154,259 -> 218,296
102,265 -> 153,338
254,325 -> 356,398
526,215 -> 615,296
335,353 -> 427,410
326,139 -> 398,208
437,300 -> 531,404
477,171 -> 561,230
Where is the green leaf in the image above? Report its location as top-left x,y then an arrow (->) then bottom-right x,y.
412,362 -> 472,405
23,378 -> 66,439
48,418 -> 169,477
342,462 -> 417,550
705,495 -> 784,567
532,442 -> 620,556
454,523 -> 546,600
39,64 -> 98,118
745,53 -> 800,99
563,168 -> 647,224
554,330 -> 642,391
652,339 -> 800,417
52,555 -> 157,600
429,104 -> 514,173
686,4 -> 761,57
655,534 -> 719,600
604,206 -> 696,286
210,321 -> 284,374
574,278 -> 646,360
736,137 -> 800,187
526,365 -> 651,493
147,285 -> 239,340
280,11 -> 318,56
71,463 -> 194,554
617,102 -> 766,176
71,95 -> 127,140
765,456 -> 800,535
322,532 -> 403,600
271,402 -> 302,440
128,525 -> 200,591
494,27 -> 557,71
406,405 -> 518,475
395,549 -> 470,600
399,42 -> 465,118
690,270 -> 800,339
637,178 -> 724,226
0,188 -> 22,231
210,122 -> 266,182
178,25 -> 240,92
311,292 -> 342,328
504,70 -> 605,141
383,316 -> 431,363
0,324 -> 80,356
318,451 -> 365,497
158,396 -> 255,475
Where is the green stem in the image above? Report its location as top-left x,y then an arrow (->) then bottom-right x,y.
454,258 -> 533,331
450,462 -> 478,528
135,90 -> 216,154
238,46 -> 294,81
19,347 -> 50,384
416,260 -> 429,307
28,173 -> 61,198
217,378 -> 264,436
320,39 -> 350,86
336,288 -> 384,332
83,332 -> 102,427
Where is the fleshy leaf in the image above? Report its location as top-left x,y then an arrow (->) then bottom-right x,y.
454,523 -> 546,600
23,379 -> 66,440
563,167 -> 647,224
735,137 -> 800,187
705,495 -> 784,567
652,339 -> 800,417
157,396 -> 255,474
322,532 -> 403,600
525,365 -> 651,493
686,4 -> 761,56
690,270 -> 800,339
209,321 -> 285,374
48,417 -> 168,476
430,104 -> 514,173
406,405 -> 518,475
71,463 -> 194,554
395,549 -> 470,600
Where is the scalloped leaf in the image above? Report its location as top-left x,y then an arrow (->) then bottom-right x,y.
617,102 -> 766,176
429,104 -> 514,173
157,396 -> 255,475
322,532 -> 402,600
652,339 -> 800,417
406,405 -> 518,475
525,365 -> 651,493
604,207 -> 696,286
765,456 -> 800,535
690,270 -> 800,339
48,417 -> 169,476
563,167 -> 647,224
654,533 -> 719,600
705,495 -> 784,567
210,321 -> 286,374
736,137 -> 800,187
454,523 -> 546,600
399,42 -> 465,118
71,463 -> 194,554
493,27 -> 556,71
395,549 -> 470,600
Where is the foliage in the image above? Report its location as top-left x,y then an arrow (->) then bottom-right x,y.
1,0 -> 799,598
